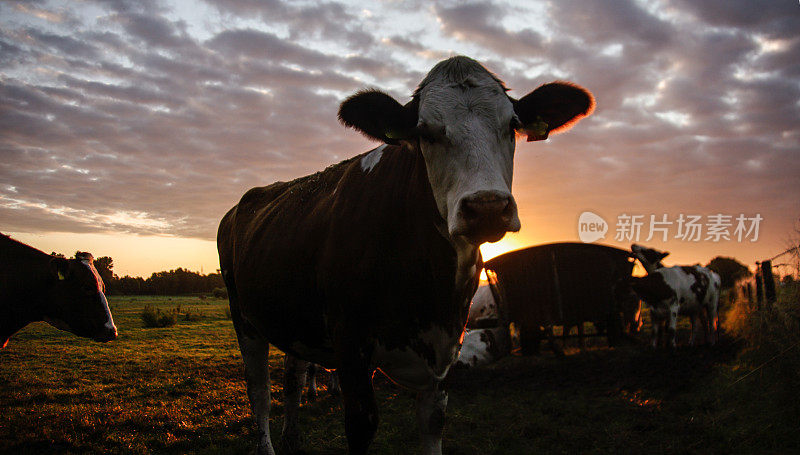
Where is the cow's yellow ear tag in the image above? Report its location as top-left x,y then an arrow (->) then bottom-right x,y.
58,271 -> 66,280
525,119 -> 549,142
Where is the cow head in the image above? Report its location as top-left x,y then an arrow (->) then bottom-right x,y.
339,56 -> 593,245
46,252 -> 117,342
629,274 -> 674,309
631,244 -> 669,273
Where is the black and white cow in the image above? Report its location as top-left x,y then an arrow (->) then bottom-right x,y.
466,284 -> 498,328
630,244 -> 720,348
0,234 -> 117,348
455,284 -> 511,368
217,56 -> 593,455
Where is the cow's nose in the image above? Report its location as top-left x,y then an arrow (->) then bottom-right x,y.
454,190 -> 520,243
462,192 -> 512,220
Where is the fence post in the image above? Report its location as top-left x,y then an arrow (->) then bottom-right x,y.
755,262 -> 763,310
762,260 -> 777,307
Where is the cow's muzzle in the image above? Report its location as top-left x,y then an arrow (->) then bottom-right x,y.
452,190 -> 520,244
93,324 -> 117,342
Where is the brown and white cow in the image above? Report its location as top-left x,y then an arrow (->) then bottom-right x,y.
0,234 -> 117,348
217,56 -> 593,455
630,244 -> 720,348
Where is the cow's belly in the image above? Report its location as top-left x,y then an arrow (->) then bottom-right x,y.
372,325 -> 463,391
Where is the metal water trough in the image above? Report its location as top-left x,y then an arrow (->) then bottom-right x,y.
484,242 -> 636,354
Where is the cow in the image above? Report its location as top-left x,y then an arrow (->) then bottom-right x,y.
466,284 -> 499,328
456,283 -> 511,368
454,325 -> 511,369
0,234 -> 117,348
217,56 -> 593,455
629,244 -> 720,348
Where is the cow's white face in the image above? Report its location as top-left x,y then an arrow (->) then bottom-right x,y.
416,72 -> 520,244
338,56 -> 594,246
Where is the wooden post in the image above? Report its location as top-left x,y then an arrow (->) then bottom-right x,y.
755,262 -> 763,310
762,260 -> 777,307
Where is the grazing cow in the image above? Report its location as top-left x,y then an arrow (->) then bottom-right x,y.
630,244 -> 720,348
218,56 -> 593,455
456,283 -> 511,368
454,325 -> 511,369
0,234 -> 117,348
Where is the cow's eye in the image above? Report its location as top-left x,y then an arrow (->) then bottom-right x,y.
416,122 -> 446,143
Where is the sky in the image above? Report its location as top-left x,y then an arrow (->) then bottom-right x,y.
1,0 -> 799,278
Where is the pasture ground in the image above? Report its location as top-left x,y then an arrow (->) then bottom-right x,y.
1,295 -> 798,454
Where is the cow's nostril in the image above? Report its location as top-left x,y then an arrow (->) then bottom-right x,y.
462,202 -> 479,220
464,197 -> 509,216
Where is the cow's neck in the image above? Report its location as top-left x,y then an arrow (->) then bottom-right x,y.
0,240 -> 54,346
405,142 -> 481,288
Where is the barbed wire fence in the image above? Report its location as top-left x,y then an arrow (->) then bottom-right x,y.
754,243 -> 800,309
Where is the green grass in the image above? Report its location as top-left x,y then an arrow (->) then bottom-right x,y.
1,296 -> 799,454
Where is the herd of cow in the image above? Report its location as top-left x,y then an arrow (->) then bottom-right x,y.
1,57 -> 721,455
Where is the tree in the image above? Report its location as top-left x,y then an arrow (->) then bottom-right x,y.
706,256 -> 752,290
93,256 -> 116,289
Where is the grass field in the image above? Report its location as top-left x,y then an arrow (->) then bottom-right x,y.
2,295 -> 799,454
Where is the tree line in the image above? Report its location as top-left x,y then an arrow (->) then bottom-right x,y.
53,251 -> 764,296
54,253 -> 224,296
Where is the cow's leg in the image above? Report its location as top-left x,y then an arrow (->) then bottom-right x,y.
329,370 -> 342,396
667,303 -> 679,348
546,326 -> 565,357
689,313 -> 699,347
281,355 -> 309,453
698,309 -> 710,346
706,301 -> 719,346
236,333 -> 275,455
650,315 -> 661,349
338,355 -> 378,455
306,362 -> 319,401
416,385 -> 447,455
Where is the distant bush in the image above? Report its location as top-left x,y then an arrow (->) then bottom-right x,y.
141,304 -> 177,328
212,287 -> 228,299
182,307 -> 205,321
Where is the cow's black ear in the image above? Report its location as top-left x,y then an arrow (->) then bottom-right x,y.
338,89 -> 418,144
50,257 -> 70,281
659,251 -> 670,260
513,82 -> 594,141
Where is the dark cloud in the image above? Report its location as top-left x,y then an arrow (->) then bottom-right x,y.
207,28 -> 337,67
204,0 -> 375,50
435,1 -> 545,56
669,0 -> 800,39
115,12 -> 190,49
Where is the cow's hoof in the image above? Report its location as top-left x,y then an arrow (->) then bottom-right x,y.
255,441 -> 276,455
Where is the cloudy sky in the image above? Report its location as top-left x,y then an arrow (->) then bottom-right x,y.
1,0 -> 798,277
